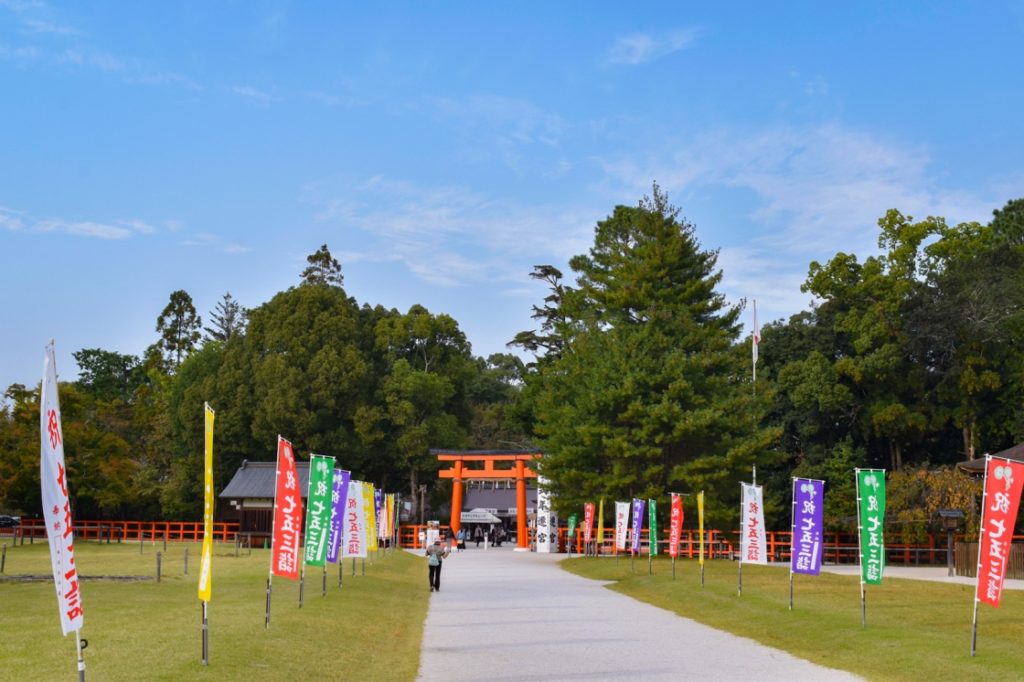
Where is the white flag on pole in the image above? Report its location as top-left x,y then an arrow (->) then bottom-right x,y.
740,482 -> 768,565
41,342 -> 85,635
614,501 -> 629,550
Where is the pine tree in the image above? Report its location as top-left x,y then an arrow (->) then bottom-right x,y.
301,244 -> 344,286
156,290 -> 202,369
203,292 -> 247,343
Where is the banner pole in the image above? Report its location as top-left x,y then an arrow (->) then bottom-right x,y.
672,556 -> 676,580
789,572 -> 794,611
648,549 -> 652,575
299,565 -> 305,608
971,599 -> 979,656
201,601 -> 209,666
860,580 -> 866,628
362,557 -> 366,576
322,565 -> 327,597
738,561 -> 743,597
264,573 -> 273,628
75,629 -> 86,682
855,469 -> 865,627
338,561 -> 343,588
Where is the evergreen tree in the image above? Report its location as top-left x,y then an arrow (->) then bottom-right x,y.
155,290 -> 202,370
525,184 -> 778,524
301,244 -> 344,286
203,292 -> 247,343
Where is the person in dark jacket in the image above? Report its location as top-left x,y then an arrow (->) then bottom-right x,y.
426,540 -> 449,592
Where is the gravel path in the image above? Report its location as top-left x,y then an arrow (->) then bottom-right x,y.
416,548 -> 861,681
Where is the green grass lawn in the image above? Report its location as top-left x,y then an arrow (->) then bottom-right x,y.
562,556 -> 1024,681
0,539 -> 427,681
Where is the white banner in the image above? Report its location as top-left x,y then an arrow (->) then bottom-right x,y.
41,343 -> 84,635
740,483 -> 768,565
614,501 -> 629,550
536,478 -> 558,553
342,480 -> 367,558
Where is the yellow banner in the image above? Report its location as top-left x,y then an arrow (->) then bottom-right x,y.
386,494 -> 394,541
596,498 -> 605,547
365,484 -> 378,552
697,490 -> 705,567
198,403 -> 214,601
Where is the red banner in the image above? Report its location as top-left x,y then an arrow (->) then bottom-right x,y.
977,457 -> 1024,607
669,493 -> 683,558
271,437 -> 303,580
583,503 -> 595,543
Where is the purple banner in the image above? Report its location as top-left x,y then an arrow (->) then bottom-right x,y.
326,469 -> 351,563
631,498 -> 645,553
374,488 -> 383,540
791,478 -> 824,575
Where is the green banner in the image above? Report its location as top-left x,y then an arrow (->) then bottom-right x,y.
856,469 -> 886,585
648,499 -> 658,556
303,455 -> 335,567
568,513 -> 578,536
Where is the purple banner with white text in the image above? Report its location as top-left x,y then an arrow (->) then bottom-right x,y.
631,498 -> 645,553
326,469 -> 351,564
790,478 -> 824,576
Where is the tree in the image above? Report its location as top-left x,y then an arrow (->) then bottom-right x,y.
73,348 -> 141,402
156,290 -> 202,369
203,292 -> 247,343
301,244 -> 344,286
524,184 -> 779,524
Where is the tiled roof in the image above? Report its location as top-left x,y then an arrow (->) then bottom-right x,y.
219,460 -> 310,498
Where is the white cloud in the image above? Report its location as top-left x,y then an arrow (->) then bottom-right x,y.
608,28 -> 698,65
305,176 -> 595,289
231,85 -> 277,104
428,93 -> 566,147
0,207 -> 159,239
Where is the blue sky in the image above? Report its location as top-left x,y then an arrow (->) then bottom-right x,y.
2,2 -> 1022,392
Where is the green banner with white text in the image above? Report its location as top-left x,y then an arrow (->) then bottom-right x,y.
856,469 -> 886,585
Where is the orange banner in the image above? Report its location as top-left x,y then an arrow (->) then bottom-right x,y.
977,457 -> 1024,607
271,437 -> 303,580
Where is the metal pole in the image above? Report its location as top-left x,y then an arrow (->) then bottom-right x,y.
201,601 -> 209,666
738,561 -> 743,597
184,547 -> 189,575
971,599 -> 980,656
75,629 -> 86,681
947,530 -> 955,577
352,557 -> 356,577
156,552 -> 162,583
264,575 -> 273,628
860,581 -> 866,628
322,565 -> 327,597
338,561 -> 343,587
1,544 -> 5,573
672,556 -> 676,580
361,557 -> 365,576
789,572 -> 794,610
299,566 -> 305,608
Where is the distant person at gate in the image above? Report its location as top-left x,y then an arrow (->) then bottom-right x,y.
426,540 -> 449,592
474,526 -> 483,548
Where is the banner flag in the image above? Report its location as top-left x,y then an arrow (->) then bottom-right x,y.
198,403 -> 215,601
740,483 -> 767,565
597,498 -> 605,547
386,493 -> 395,542
374,488 -> 384,542
976,457 -> 1024,607
326,470 -> 351,563
856,469 -> 886,585
697,491 -> 705,566
303,455 -> 335,567
648,499 -> 659,556
631,498 -> 645,553
41,343 -> 84,635
343,480 -> 367,558
271,437 -> 303,580
583,503 -> 595,544
614,501 -> 629,551
791,478 -> 824,576
365,483 -> 378,552
568,513 -> 578,540
669,493 -> 683,559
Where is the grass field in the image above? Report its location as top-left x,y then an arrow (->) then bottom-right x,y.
0,539 -> 426,681
562,556 -> 1024,681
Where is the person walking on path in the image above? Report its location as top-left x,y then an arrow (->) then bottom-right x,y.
425,540 -> 449,592
474,526 -> 482,548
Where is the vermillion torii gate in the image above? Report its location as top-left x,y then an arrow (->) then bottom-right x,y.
436,450 -> 540,551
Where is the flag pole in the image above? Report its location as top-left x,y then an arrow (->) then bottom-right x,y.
265,571 -> 273,628
855,469 -> 866,627
322,565 -> 327,597
789,477 -> 796,610
201,601 -> 209,665
970,455 -> 991,656
75,629 -> 86,681
751,299 -> 759,398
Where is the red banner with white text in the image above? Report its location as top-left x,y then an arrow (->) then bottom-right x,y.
583,503 -> 595,544
977,457 -> 1024,607
271,437 -> 303,580
669,493 -> 683,559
